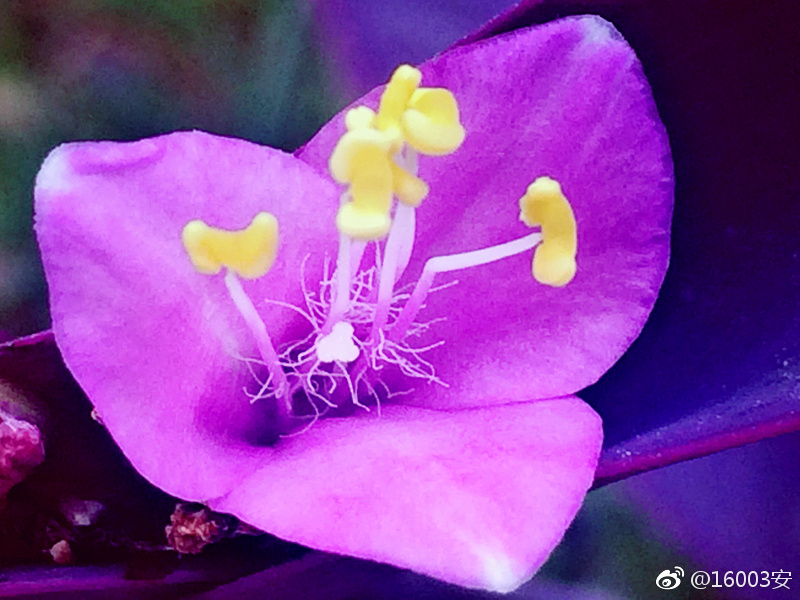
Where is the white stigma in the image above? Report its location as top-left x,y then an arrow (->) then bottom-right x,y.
315,321 -> 360,363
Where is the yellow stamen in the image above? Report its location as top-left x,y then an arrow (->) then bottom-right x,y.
376,65 -> 422,143
519,177 -> 577,287
389,161 -> 428,207
345,106 -> 377,131
328,65 -> 466,239
375,65 -> 465,156
329,125 -> 395,240
401,88 -> 465,155
182,212 -> 279,279
329,126 -> 393,183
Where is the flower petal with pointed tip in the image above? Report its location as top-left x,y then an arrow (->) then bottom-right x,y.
298,16 -> 673,409
472,0 -> 800,473
35,132 -> 339,500
211,397 -> 602,592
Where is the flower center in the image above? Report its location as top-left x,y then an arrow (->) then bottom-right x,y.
180,65 -> 577,434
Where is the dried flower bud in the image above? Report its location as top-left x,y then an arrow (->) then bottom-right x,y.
0,405 -> 46,507
49,539 -> 73,565
165,503 -> 233,554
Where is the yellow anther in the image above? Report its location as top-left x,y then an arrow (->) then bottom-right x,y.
330,128 -> 395,240
329,65 -> 466,238
376,64 -> 422,138
375,65 -> 465,156
389,161 -> 429,207
401,88 -> 465,155
519,177 -> 577,287
182,212 -> 279,279
345,106 -> 377,131
329,127 -> 393,184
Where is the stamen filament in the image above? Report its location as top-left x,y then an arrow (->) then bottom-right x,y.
370,205 -> 408,340
393,148 -> 419,282
371,149 -> 419,340
392,202 -> 416,283
388,232 -> 542,342
323,200 -> 369,336
224,269 -> 292,416
350,240 -> 367,282
323,231 -> 352,334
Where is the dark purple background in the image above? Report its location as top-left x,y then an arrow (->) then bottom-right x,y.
462,0 -> 800,478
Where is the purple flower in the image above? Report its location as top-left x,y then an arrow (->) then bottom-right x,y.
32,16 -> 671,592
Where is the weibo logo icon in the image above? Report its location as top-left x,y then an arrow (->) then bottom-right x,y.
656,567 -> 684,590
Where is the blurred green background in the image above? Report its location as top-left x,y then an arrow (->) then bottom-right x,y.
0,0 -> 338,337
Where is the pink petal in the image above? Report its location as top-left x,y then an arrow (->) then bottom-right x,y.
298,16 -> 673,408
212,396 -> 602,592
35,131 -> 340,500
